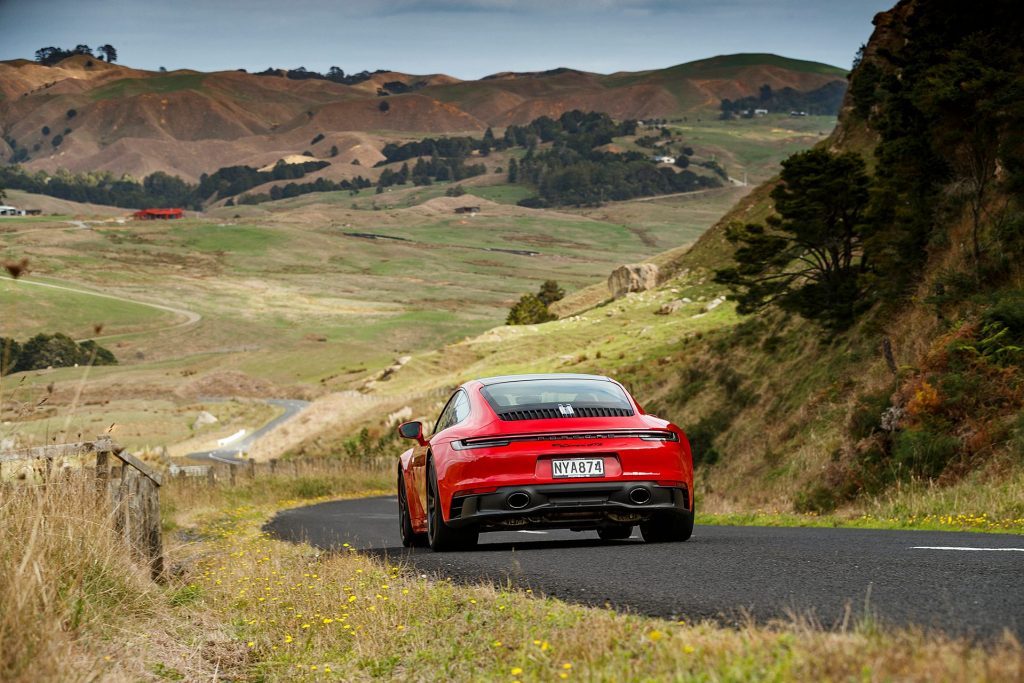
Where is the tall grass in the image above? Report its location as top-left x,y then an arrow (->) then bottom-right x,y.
0,471 -> 164,681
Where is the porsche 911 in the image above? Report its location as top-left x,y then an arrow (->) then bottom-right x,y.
396,373 -> 694,550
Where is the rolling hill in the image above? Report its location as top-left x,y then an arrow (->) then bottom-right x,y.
0,53 -> 845,181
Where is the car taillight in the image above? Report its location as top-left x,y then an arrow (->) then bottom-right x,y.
450,437 -> 511,450
639,431 -> 678,442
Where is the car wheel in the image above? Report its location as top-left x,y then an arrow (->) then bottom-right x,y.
640,506 -> 694,543
597,525 -> 633,541
426,460 -> 478,552
398,471 -> 427,548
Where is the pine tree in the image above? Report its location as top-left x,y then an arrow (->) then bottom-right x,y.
714,148 -> 870,329
506,294 -> 556,325
536,280 -> 565,306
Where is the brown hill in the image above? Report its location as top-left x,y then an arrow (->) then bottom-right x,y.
0,53 -> 845,180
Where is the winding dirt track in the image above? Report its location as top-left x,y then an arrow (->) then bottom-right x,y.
0,275 -> 201,340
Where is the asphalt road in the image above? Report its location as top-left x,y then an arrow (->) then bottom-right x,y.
187,398 -> 310,464
266,495 -> 1024,639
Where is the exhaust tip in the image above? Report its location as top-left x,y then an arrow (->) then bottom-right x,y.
628,487 -> 652,505
506,491 -> 531,509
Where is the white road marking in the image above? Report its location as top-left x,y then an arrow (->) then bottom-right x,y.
516,530 -> 548,534
912,546 -> 1024,552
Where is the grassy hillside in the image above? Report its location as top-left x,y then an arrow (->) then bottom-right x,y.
0,113 -> 823,453
285,0 -> 1024,530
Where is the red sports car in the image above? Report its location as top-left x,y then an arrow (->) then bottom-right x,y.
396,373 -> 694,551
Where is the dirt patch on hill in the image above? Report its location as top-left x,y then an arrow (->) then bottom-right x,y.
175,371 -> 282,399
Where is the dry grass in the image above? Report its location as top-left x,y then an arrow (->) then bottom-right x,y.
0,472 -> 214,682
2,467 -> 1023,681
172,493 -> 1024,682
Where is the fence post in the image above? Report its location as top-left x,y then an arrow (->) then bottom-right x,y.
269,458 -> 278,475
95,449 -> 109,500
293,460 -> 300,478
140,475 -> 164,581
247,459 -> 256,479
229,464 -> 237,486
206,466 -> 216,487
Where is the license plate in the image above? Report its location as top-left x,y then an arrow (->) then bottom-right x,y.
551,458 -> 605,478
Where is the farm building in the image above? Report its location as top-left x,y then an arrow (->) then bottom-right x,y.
133,208 -> 184,220
0,205 -> 26,216
454,206 -> 480,214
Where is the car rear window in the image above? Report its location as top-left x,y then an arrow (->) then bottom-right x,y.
480,379 -> 632,413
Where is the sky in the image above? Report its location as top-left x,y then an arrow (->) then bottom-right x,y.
0,0 -> 893,79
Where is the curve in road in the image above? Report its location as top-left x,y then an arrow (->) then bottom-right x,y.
266,495 -> 1024,640
187,398 -> 311,464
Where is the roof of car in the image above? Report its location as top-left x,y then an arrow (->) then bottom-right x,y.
473,373 -> 613,386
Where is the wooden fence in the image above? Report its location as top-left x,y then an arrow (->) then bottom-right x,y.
0,436 -> 164,581
168,455 -> 388,485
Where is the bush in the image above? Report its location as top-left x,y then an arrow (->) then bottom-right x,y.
290,477 -> 334,498
506,294 -> 555,325
0,333 -> 117,374
794,483 -> 840,513
848,388 -> 893,441
51,134 -> 63,148
983,295 -> 1024,341
683,409 -> 734,467
892,426 -> 960,478
66,108 -> 77,119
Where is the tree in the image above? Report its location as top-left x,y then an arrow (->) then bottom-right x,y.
714,148 -> 871,329
97,44 -> 117,63
378,100 -> 390,113
74,44 -> 93,57
506,294 -> 556,325
536,280 -> 565,306
507,157 -> 518,183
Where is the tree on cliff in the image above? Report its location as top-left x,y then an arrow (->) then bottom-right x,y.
714,148 -> 871,329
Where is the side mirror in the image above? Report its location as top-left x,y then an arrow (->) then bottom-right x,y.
397,421 -> 426,446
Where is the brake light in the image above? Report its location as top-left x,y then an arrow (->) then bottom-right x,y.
639,431 -> 679,442
451,437 -> 511,450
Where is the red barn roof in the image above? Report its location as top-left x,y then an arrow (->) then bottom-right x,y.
133,208 -> 183,220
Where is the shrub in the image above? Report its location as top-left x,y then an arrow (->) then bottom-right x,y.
41,126 -> 50,136
290,477 -> 334,499
66,108 -> 77,119
794,483 -> 839,513
51,134 -> 63,148
683,409 -> 734,467
983,295 -> 1024,341
506,294 -> 555,325
847,388 -> 892,441
892,426 -> 960,478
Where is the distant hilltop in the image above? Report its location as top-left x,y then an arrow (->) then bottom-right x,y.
0,51 -> 846,181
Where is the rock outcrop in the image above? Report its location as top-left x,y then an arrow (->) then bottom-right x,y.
607,263 -> 659,298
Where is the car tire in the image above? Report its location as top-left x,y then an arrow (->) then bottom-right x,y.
640,505 -> 694,543
426,460 -> 478,552
597,525 -> 633,541
398,471 -> 427,548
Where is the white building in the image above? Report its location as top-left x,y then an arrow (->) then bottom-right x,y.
0,205 -> 27,216
652,155 -> 676,165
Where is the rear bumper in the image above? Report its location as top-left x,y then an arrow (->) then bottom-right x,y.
447,481 -> 690,530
